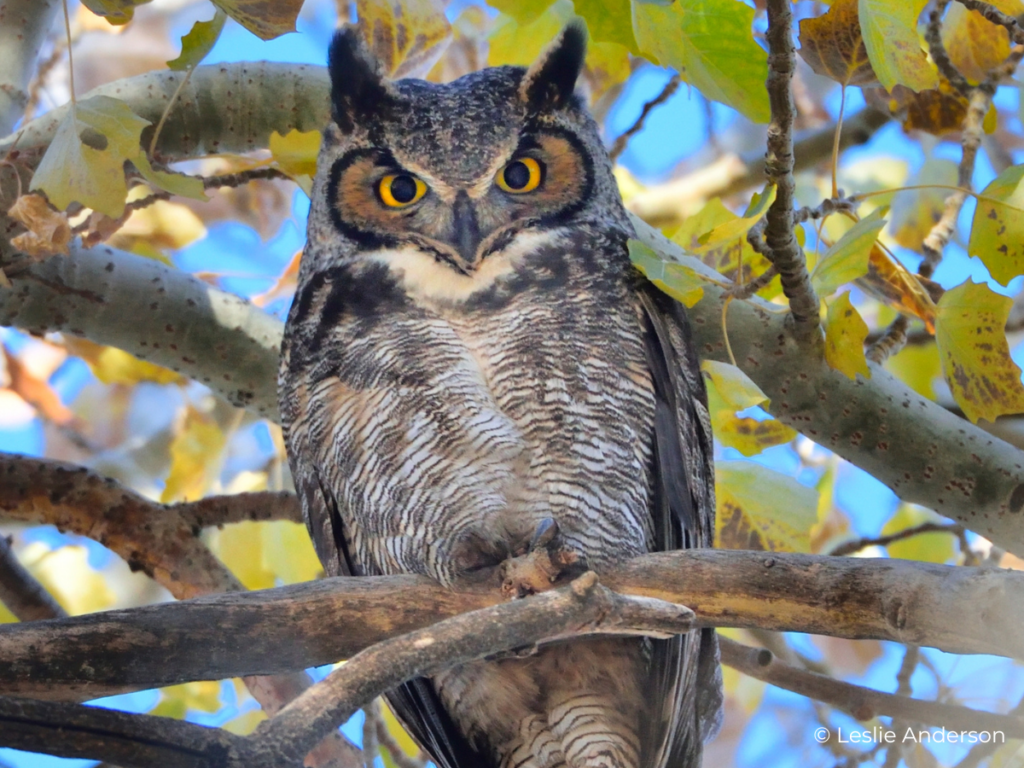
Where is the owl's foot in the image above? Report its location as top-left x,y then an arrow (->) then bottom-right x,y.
501,518 -> 587,599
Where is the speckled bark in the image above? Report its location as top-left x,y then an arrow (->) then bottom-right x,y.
1,550 -> 1019,702
0,0 -> 59,136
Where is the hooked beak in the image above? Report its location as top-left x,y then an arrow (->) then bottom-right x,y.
449,191 -> 483,267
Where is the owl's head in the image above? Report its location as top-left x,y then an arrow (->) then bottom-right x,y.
303,21 -> 629,283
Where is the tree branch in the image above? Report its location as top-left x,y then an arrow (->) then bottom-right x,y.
2,550 -> 1021,702
720,638 -> 1024,737
0,534 -> 65,621
763,0 -> 820,332
0,0 -> 60,136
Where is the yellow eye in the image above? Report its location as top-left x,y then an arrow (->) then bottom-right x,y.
378,174 -> 427,208
497,157 -> 543,194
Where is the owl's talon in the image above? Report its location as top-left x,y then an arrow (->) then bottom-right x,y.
500,520 -> 587,599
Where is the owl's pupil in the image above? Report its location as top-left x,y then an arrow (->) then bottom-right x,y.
390,175 -> 418,203
503,161 -> 531,190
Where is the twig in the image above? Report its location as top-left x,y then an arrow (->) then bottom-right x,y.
22,39 -> 67,124
374,712 -> 427,768
763,0 -> 820,333
865,315 -> 910,365
608,75 -> 681,161
925,0 -> 972,95
954,696 -> 1024,768
241,574 -> 694,767
882,646 -> 921,768
828,521 -> 963,557
361,700 -> 379,768
0,534 -> 66,621
794,196 -> 857,224
4,550 -> 1024,702
725,264 -> 778,300
720,638 -> 1024,736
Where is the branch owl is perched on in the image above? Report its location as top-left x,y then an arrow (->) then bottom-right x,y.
280,21 -> 722,768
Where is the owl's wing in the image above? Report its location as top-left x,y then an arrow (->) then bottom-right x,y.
637,285 -> 723,768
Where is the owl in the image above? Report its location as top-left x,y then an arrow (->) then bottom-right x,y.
279,21 -> 722,768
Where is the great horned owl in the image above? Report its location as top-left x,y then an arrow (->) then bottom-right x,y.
280,21 -> 722,768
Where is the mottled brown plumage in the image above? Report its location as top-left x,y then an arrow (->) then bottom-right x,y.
279,22 -> 721,768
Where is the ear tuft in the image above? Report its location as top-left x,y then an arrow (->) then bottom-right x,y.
328,26 -> 394,133
520,20 -> 587,113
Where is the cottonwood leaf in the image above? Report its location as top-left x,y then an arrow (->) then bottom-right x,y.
63,337 -> 182,386
798,0 -> 878,86
223,710 -> 267,736
381,702 -> 423,766
628,239 -> 704,307
632,0 -> 770,123
935,280 -> 1024,423
705,377 -> 796,457
700,185 -> 776,246
489,1 -> 574,66
162,406 -> 227,503
882,505 -> 956,563
582,41 -> 632,103
7,193 -> 71,258
671,198 -> 779,297
205,520 -> 276,590
573,0 -> 639,54
885,342 -> 941,400
167,10 -> 227,71
942,0 -> 1024,85
31,96 -> 204,217
357,0 -> 452,79
211,0 -> 303,41
269,129 -> 321,196
890,159 -> 958,249
855,244 -> 937,332
486,0 -> 555,25
261,521 -> 322,584
901,80 -> 970,136
2,346 -> 77,428
253,250 -> 301,307
151,681 -> 224,720
858,0 -> 937,92
824,291 -> 871,380
80,0 -> 151,24
701,360 -> 769,410
969,164 -> 1024,287
716,462 -> 818,552
811,208 -> 886,296
25,544 -> 114,615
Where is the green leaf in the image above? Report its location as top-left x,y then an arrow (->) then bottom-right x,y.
167,10 -> 227,71
80,0 -> 151,24
573,0 -> 639,53
811,208 -> 886,296
628,239 -> 705,307
489,1 -> 574,66
632,0 -> 770,123
969,163 -> 1024,287
716,462 -> 818,551
701,360 -> 769,410
699,184 -> 776,246
824,291 -> 871,380
881,505 -> 956,563
486,0 -> 556,24
705,378 -> 796,457
858,0 -> 938,92
935,280 -> 1024,423
210,0 -> 303,41
31,96 -> 204,217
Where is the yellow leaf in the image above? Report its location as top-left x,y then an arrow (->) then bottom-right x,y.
824,291 -> 871,380
701,360 -> 769,410
162,406 -> 227,503
261,521 -> 323,584
167,10 -> 227,71
935,280 -> 1024,423
628,239 -> 705,307
969,163 -> 1024,287
672,198 -> 779,296
583,41 -> 632,104
705,377 -> 796,457
80,0 -> 150,25
573,0 -> 639,54
25,544 -> 115,616
858,0 -> 937,92
116,198 -> 208,252
632,0 -> 770,123
64,337 -> 182,386
205,520 -> 277,590
270,129 -> 322,196
381,701 -> 423,760
942,0 -> 1024,85
890,159 -> 958,249
223,709 -> 267,735
31,96 -> 204,217
7,193 -> 71,258
885,342 -> 941,400
151,681 -> 224,719
715,462 -> 818,552
700,185 -> 776,247
357,0 -> 453,79
881,505 -> 956,563
211,0 -> 302,41
855,244 -> 937,332
811,208 -> 886,296
798,0 -> 878,86
488,1 -> 574,66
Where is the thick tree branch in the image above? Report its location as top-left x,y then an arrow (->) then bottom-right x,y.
0,0 -> 60,136
1,551 -> 1021,701
0,534 -> 65,621
763,0 -> 820,332
720,638 -> 1024,737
